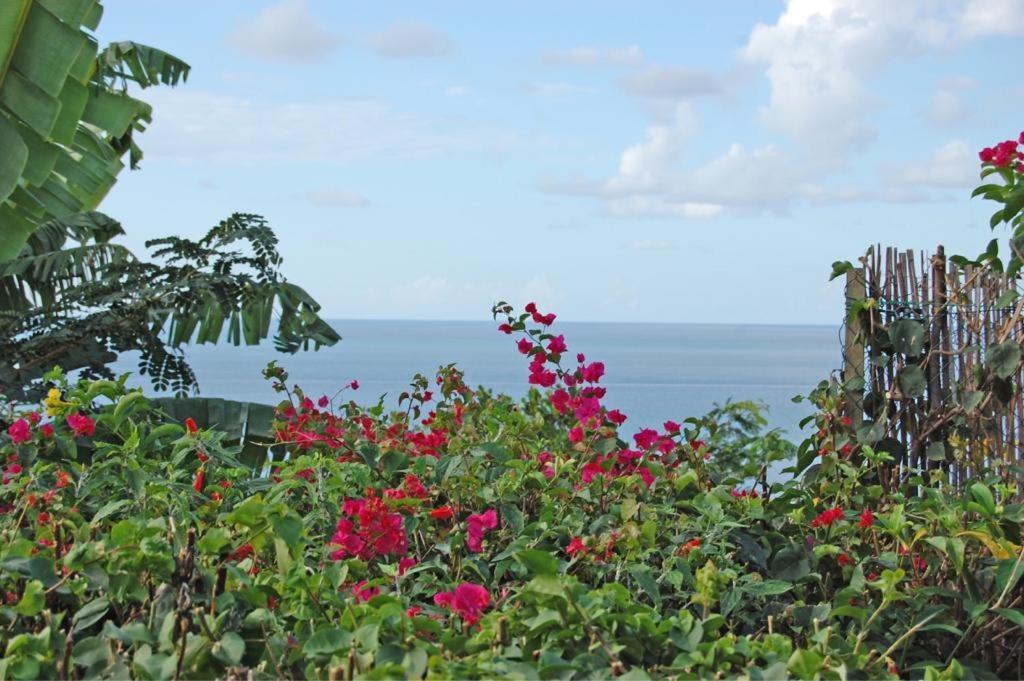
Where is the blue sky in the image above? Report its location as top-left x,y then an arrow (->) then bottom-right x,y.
96,0 -> 1024,324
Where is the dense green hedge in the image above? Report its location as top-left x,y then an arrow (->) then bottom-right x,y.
0,306 -> 1022,679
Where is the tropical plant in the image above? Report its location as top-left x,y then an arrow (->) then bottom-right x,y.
0,212 -> 340,402
0,0 -> 190,259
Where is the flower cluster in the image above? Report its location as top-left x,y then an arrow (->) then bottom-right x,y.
330,493 -> 408,561
979,133 -> 1024,171
433,583 -> 491,625
810,506 -> 844,529
466,508 -> 498,552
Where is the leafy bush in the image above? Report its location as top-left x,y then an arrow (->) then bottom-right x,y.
0,305 -> 1021,679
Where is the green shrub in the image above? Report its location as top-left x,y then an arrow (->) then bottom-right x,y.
0,306 -> 1020,679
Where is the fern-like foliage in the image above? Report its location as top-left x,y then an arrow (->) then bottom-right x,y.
0,212 -> 340,402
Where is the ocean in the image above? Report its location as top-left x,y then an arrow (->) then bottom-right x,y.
115,320 -> 839,441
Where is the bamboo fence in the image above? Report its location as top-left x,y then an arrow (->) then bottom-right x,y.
843,245 -> 1024,487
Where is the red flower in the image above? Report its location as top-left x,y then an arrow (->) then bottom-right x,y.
678,538 -> 701,556
517,338 -> 533,354
398,556 -> 417,576
859,509 -> 875,529
633,428 -> 659,450
837,553 -> 854,567
497,323 -> 513,334
352,581 -> 379,603
581,362 -> 605,383
406,605 -> 423,618
810,507 -> 844,529
663,420 -> 681,434
466,508 -> 498,553
55,471 -> 69,488
430,506 -> 455,521
185,417 -> 198,434
231,544 -> 255,561
6,419 -> 30,445
566,537 -> 586,556
193,468 -> 205,493
350,380 -> 360,390
39,424 -> 54,438
568,426 -> 584,444
434,583 -> 490,625
317,395 -> 329,408
66,413 -> 95,438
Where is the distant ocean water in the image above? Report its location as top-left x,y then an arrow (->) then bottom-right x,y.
114,320 -> 840,440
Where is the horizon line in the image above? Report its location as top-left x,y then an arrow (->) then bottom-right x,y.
319,317 -> 839,328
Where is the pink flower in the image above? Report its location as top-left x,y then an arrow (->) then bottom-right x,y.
317,395 -> 329,408
633,428 -> 659,450
568,426 -> 584,444
434,583 -> 490,625
352,581 -> 379,603
517,338 -> 533,354
406,605 -> 423,618
350,380 -> 360,390
498,323 -> 513,334
566,537 -> 586,556
607,409 -> 627,426
7,419 -> 30,445
66,413 -> 95,438
663,420 -> 681,434
466,509 -> 498,553
39,424 -> 53,438
638,467 -> 655,488
546,335 -> 567,354
581,362 -> 605,383
550,389 -> 571,414
398,557 -> 417,576
2,463 -> 22,485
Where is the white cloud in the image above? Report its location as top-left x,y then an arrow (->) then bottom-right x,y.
444,85 -> 469,96
619,66 -> 721,99
540,45 -> 644,68
305,187 -> 369,207
139,90 -> 514,164
230,0 -> 340,62
923,75 -> 976,127
369,23 -> 453,58
960,0 -> 1024,37
544,0 -> 1017,219
887,139 -> 976,189
392,275 -> 455,305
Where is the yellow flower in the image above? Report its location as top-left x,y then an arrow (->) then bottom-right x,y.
44,388 -> 73,416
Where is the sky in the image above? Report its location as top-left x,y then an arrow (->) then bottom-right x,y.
96,0 -> 1024,325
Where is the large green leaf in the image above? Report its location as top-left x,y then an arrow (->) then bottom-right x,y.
0,0 -> 189,261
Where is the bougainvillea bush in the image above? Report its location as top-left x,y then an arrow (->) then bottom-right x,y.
1,303 -> 1022,680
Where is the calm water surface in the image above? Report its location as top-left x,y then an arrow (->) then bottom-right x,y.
115,320 -> 840,439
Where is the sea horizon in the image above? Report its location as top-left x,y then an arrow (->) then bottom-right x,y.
114,319 -> 840,440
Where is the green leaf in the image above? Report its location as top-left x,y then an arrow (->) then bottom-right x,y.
771,546 -> 810,581
996,608 -> 1024,631
889,319 -> 925,356
0,114 -> 28,202
72,597 -> 110,633
829,260 -> 854,281
213,632 -> 245,666
898,364 -> 926,399
962,390 -> 984,413
927,441 -> 946,462
742,579 -> 794,597
515,549 -> 559,577
628,566 -> 662,608
303,628 -> 349,656
13,580 -> 44,616
526,575 -> 566,599
970,483 -> 996,517
987,340 -> 1022,379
